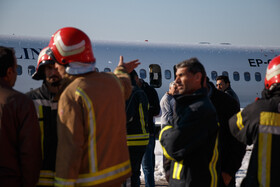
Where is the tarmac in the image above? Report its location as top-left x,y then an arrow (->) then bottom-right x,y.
140,179 -> 168,187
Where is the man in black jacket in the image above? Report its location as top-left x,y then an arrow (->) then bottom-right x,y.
206,79 -> 246,186
131,70 -> 160,187
26,47 -> 62,186
160,58 -> 220,187
125,71 -> 149,187
216,75 -> 240,107
229,55 -> 280,186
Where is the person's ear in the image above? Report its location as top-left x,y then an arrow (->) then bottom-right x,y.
6,67 -> 13,78
3,67 -> 13,85
194,72 -> 202,83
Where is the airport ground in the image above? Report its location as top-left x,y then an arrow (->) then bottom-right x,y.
140,179 -> 168,187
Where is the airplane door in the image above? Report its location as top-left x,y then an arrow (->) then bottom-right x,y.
149,64 -> 162,88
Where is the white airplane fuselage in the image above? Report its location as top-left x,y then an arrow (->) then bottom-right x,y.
1,35 -> 280,109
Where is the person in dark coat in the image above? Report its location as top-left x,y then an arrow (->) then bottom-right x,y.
131,70 -> 161,187
206,79 -> 246,186
125,71 -> 149,187
0,46 -> 41,187
160,58 -> 220,187
216,75 -> 240,107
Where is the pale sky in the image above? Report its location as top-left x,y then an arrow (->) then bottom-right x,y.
0,0 -> 280,47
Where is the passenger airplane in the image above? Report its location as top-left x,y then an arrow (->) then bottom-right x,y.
1,35 -> 280,109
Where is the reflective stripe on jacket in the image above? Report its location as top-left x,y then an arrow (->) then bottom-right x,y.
126,87 -> 149,147
229,90 -> 280,187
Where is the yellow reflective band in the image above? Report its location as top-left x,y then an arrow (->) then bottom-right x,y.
127,140 -> 149,146
39,170 -> 55,177
127,133 -> 149,140
172,162 -> 178,179
162,146 -> 175,161
260,112 -> 280,126
139,103 -> 147,133
258,133 -> 272,187
209,132 -> 219,187
159,125 -> 175,161
55,177 -> 75,187
259,112 -> 280,134
76,87 -> 97,173
172,160 -> 183,180
236,111 -> 244,130
76,160 -> 131,186
38,170 -> 55,185
159,125 -> 173,141
37,178 -> 54,186
39,105 -> 44,160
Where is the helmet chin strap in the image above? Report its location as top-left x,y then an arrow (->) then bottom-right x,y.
66,62 -> 96,75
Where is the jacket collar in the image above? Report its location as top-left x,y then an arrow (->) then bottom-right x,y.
174,87 -> 208,105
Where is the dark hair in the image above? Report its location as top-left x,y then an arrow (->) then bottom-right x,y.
216,75 -> 230,85
0,46 -> 16,77
129,70 -> 138,86
176,57 -> 206,87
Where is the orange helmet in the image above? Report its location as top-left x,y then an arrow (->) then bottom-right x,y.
32,47 -> 55,80
265,55 -> 280,90
47,27 -> 96,65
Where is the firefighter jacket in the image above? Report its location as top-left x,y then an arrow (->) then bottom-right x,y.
160,88 -> 221,187
55,66 -> 132,187
126,86 -> 149,147
0,80 -> 41,187
229,88 -> 280,187
26,82 -> 58,186
208,82 -> 246,184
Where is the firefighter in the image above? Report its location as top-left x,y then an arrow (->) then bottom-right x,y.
229,55 -> 280,186
125,70 -> 149,187
26,47 -> 62,186
46,27 -> 139,186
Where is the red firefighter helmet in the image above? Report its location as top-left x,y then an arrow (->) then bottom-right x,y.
265,55 -> 280,90
32,47 -> 55,80
47,27 -> 96,65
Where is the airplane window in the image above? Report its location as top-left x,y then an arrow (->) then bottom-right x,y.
17,65 -> 22,75
211,71 -> 218,81
165,70 -> 171,80
255,72 -> 261,82
222,71 -> 228,77
233,72 -> 240,81
244,72 -> 250,81
139,69 -> 147,79
104,68 -> 111,72
149,64 -> 162,88
28,65 -> 35,76
95,67 -> 99,72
